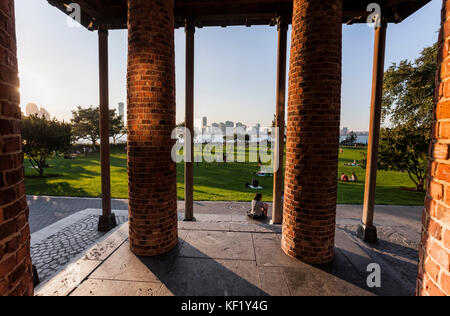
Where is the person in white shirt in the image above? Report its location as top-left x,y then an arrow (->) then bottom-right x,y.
248,193 -> 268,219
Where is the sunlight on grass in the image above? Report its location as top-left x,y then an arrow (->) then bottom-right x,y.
23,146 -> 426,205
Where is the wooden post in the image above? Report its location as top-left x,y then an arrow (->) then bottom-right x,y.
358,21 -> 387,242
272,18 -> 288,225
184,21 -> 195,221
97,25 -> 116,232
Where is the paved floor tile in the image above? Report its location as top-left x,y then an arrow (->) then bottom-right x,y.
283,265 -> 373,296
180,230 -> 255,261
35,258 -> 102,296
162,257 -> 264,296
70,279 -> 163,296
89,237 -> 186,283
253,233 -> 300,268
31,214 -> 127,283
258,266 -> 291,296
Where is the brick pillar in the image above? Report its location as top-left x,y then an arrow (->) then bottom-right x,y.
416,0 -> 450,296
282,0 -> 342,264
127,0 -> 178,256
0,0 -> 34,296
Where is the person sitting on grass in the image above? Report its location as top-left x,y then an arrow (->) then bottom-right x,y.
247,193 -> 268,220
350,172 -> 358,182
340,173 -> 349,182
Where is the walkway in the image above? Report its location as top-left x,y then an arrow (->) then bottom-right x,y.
27,196 -> 128,234
29,198 -> 423,296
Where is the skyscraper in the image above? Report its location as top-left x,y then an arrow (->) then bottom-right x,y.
38,107 -> 50,120
202,116 -> 207,128
25,103 -> 50,119
118,102 -> 125,117
225,121 -> 234,128
25,103 -> 38,116
340,127 -> 349,136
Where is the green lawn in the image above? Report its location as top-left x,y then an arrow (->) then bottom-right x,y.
23,146 -> 426,205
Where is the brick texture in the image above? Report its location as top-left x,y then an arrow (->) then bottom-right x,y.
0,0 -> 33,296
126,0 -> 178,256
282,0 -> 342,264
417,0 -> 450,296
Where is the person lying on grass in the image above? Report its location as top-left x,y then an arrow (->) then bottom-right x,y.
247,193 -> 268,220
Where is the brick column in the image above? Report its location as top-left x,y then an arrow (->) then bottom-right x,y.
282,0 -> 342,264
416,0 -> 450,296
127,0 -> 178,256
0,0 -> 34,296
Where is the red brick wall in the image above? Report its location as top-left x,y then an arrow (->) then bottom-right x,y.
416,0 -> 450,296
127,0 -> 178,256
282,0 -> 342,264
0,0 -> 33,296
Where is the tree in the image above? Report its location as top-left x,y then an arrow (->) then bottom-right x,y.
71,106 -> 99,147
366,43 -> 437,191
382,43 -> 437,128
22,115 -> 72,177
71,106 -> 126,147
340,131 -> 357,146
109,111 -> 126,145
378,124 -> 429,191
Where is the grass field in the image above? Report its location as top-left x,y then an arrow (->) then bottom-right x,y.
23,146 -> 426,205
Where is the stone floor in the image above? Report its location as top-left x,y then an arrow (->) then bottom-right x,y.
32,201 -> 423,296
27,196 -> 128,233
30,209 -> 128,283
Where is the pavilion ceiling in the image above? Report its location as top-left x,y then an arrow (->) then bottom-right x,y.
47,0 -> 431,30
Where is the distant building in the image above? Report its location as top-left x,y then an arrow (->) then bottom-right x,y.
118,102 -> 125,118
38,107 -> 51,120
340,127 -> 349,136
219,122 -> 226,134
202,117 -> 207,128
26,103 -> 50,119
235,122 -> 247,134
25,103 -> 38,116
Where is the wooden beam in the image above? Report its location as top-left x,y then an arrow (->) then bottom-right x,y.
272,17 -> 288,225
184,21 -> 195,222
358,21 -> 388,243
97,25 -> 116,232
47,0 -> 431,29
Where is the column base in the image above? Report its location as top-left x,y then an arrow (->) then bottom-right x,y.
98,213 -> 117,232
357,223 -> 377,243
282,239 -> 335,264
183,217 -> 196,222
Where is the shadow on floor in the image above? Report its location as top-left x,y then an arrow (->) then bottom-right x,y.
136,242 -> 267,296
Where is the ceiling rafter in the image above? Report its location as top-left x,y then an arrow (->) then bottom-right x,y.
46,0 -> 431,31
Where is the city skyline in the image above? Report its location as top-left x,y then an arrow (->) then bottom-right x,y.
21,100 -> 372,134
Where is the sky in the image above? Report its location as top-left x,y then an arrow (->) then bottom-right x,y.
15,0 -> 442,131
